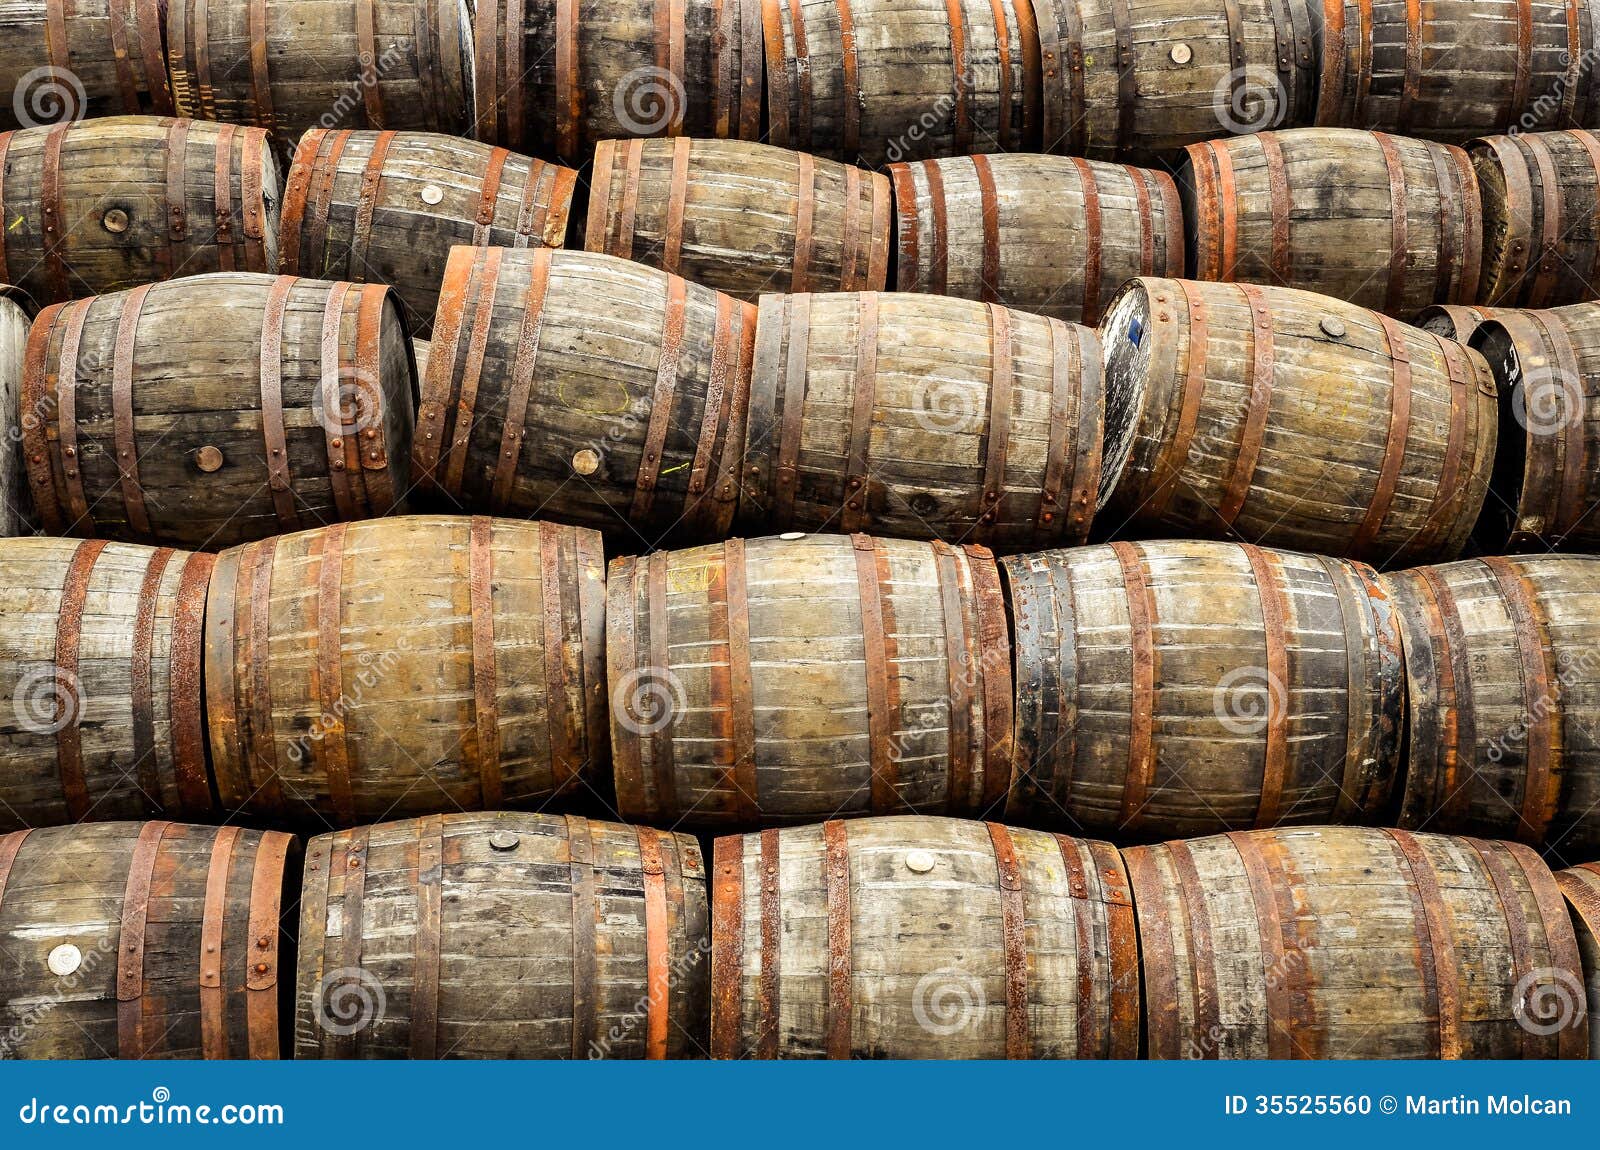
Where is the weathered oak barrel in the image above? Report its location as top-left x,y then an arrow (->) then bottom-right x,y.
762,0 -> 1040,166
1030,0 -> 1319,161
1316,0 -> 1595,141
710,816 -> 1138,1058
0,117 -> 280,306
740,293 -> 1107,548
205,516 -> 607,827
167,0 -> 474,145
890,154 -> 1183,326
609,534 -> 1012,828
281,130 -> 577,338
1182,129 -> 1481,315
1472,306 -> 1600,551
1100,278 -> 1498,566
22,272 -> 415,549
413,248 -> 755,542
0,288 -> 32,537
296,814 -> 708,1058
0,1 -> 173,129
585,138 -> 890,302
1127,826 -> 1588,1059
0,539 -> 214,831
1414,304 -> 1505,344
1556,862 -> 1600,1058
1003,541 -> 1403,840
1384,555 -> 1600,853
0,821 -> 298,1059
472,0 -> 762,160
1472,131 -> 1600,309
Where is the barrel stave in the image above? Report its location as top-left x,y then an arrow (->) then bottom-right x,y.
1556,863 -> 1600,1060
0,1 -> 173,129
1472,131 -> 1600,308
0,290 -> 29,536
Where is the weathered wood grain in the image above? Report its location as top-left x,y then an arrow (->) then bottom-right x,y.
0,116 -> 280,306
0,0 -> 173,129
1385,555 -> 1600,853
763,0 -> 1040,165
1127,826 -> 1588,1059
413,248 -> 754,543
167,0 -> 473,146
1182,128 -> 1481,315
0,538 -> 214,831
607,534 -> 1012,828
0,821 -> 298,1059
296,813 -> 709,1058
1031,0 -> 1319,161
1101,277 -> 1499,566
22,272 -> 415,549
280,130 -> 576,339
586,138 -> 890,301
1003,541 -> 1404,840
473,0 -> 763,160
891,154 -> 1183,325
1556,862 -> 1600,1059
0,290 -> 32,537
1316,0 -> 1596,141
710,816 -> 1139,1058
204,516 -> 608,827
1473,130 -> 1600,308
740,292 -> 1107,548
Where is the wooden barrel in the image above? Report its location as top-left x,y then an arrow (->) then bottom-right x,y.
1472,306 -> 1600,551
413,248 -> 755,542
0,117 -> 279,307
167,0 -> 473,146
1316,0 -> 1595,141
1129,827 -> 1588,1058
0,1 -> 172,129
1030,0 -> 1319,161
21,272 -> 415,550
1472,130 -> 1600,309
0,821 -> 298,1059
0,289 -> 32,537
890,154 -> 1183,326
585,138 -> 891,302
1182,129 -> 1482,315
608,534 -> 1012,828
0,538 -> 214,831
1100,277 -> 1499,567
205,516 -> 607,827
296,814 -> 708,1058
472,0 -> 763,160
1003,541 -> 1403,840
762,0 -> 1040,166
1414,304 -> 1505,344
1556,863 -> 1600,1059
709,816 -> 1138,1058
739,293 -> 1107,549
280,130 -> 577,339
1384,555 -> 1600,853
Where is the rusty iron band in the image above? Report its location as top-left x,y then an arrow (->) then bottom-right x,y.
710,834 -> 745,1057
116,820 -> 171,1058
842,294 -> 879,532
490,249 -> 552,509
53,539 -> 108,821
408,815 -> 445,1059
1110,542 -> 1155,831
314,524 -> 355,824
129,547 -> 176,805
631,276 -> 689,523
986,821 -> 1030,1058
1352,314 -> 1413,557
564,814 -> 597,1058
259,275 -> 302,531
1070,157 -> 1102,320
199,824 -> 241,1059
1218,284 -> 1276,527
1384,828 -> 1462,1059
853,534 -> 897,812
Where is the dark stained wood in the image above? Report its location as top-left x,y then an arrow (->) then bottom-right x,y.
0,117 -> 280,306
281,130 -> 576,338
1101,277 -> 1499,566
0,821 -> 299,1058
1556,862 -> 1600,1059
1414,304 -> 1507,344
1473,130 -> 1600,308
295,813 -> 709,1058
204,516 -> 608,827
1128,827 -> 1588,1059
23,272 -> 415,549
0,0 -> 173,129
0,290 -> 30,536
1004,541 -> 1404,839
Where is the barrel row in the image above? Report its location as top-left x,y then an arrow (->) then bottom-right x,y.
3,816 -> 1597,1059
